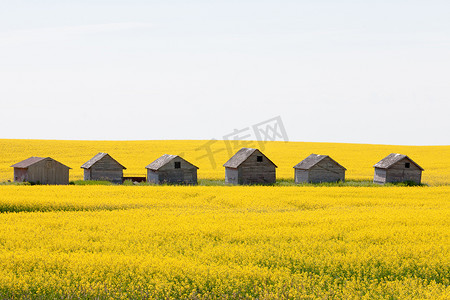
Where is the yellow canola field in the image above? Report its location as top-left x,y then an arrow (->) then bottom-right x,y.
1,139 -> 450,185
0,185 -> 449,299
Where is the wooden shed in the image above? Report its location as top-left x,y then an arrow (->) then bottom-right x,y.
223,148 -> 277,185
81,153 -> 126,183
145,154 -> 198,185
11,157 -> 71,185
373,153 -> 424,184
294,154 -> 346,183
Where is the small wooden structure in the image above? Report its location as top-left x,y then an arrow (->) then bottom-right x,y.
223,148 -> 277,184
294,154 -> 346,183
145,154 -> 198,185
81,153 -> 126,183
11,157 -> 71,185
373,153 -> 423,184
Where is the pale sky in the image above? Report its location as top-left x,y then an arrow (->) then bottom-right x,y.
1,0 -> 449,145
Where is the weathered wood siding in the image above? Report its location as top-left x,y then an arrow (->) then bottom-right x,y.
225,167 -> 239,184
385,158 -> 422,184
21,158 -> 69,185
147,170 -> 160,184
148,157 -> 197,185
307,157 -> 345,183
236,151 -> 276,184
152,169 -> 197,184
84,169 -> 91,181
89,155 -> 123,183
294,169 -> 309,183
373,168 -> 387,184
13,168 -> 28,182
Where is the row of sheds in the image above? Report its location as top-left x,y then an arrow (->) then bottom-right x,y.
224,149 -> 423,184
10,153 -> 199,185
10,149 -> 424,185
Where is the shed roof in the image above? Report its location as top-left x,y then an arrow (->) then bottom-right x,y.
374,153 -> 424,170
81,153 -> 126,169
223,148 -> 277,168
145,154 -> 199,170
11,157 -> 46,168
293,154 -> 347,170
10,157 -> 71,169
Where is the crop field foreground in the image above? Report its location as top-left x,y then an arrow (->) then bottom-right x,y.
1,140 -> 449,298
0,185 -> 449,299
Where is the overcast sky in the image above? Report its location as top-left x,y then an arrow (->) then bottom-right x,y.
1,0 -> 449,145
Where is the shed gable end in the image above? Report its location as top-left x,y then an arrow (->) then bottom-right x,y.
90,155 -> 125,171
390,157 -> 422,171
239,150 -> 277,168
158,156 -> 198,171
